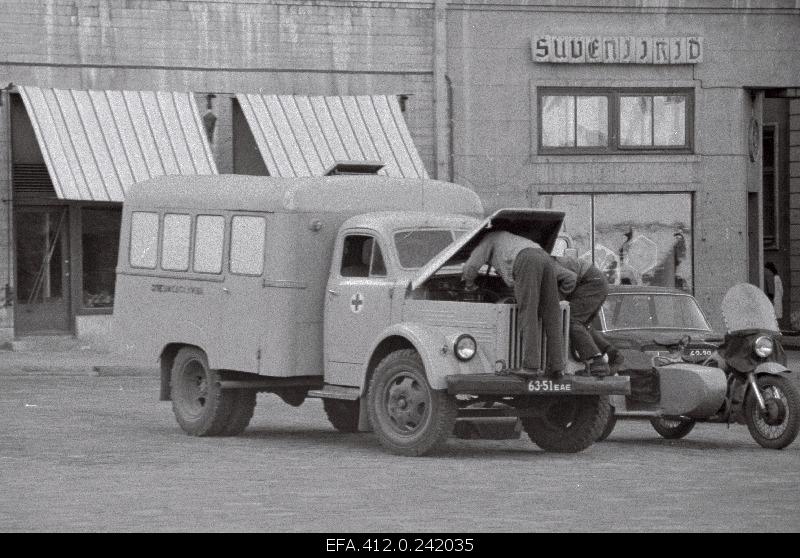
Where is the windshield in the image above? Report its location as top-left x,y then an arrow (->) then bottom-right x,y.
601,293 -> 711,331
394,229 -> 463,269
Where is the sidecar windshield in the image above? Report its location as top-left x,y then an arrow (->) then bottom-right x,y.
601,292 -> 711,332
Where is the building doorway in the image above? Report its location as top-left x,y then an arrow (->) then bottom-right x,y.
14,206 -> 71,334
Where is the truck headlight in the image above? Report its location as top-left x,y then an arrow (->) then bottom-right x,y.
754,336 -> 774,358
454,334 -> 477,361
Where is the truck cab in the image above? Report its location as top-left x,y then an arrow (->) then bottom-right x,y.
114,175 -> 629,456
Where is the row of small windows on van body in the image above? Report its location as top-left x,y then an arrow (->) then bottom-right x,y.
129,211 -> 266,276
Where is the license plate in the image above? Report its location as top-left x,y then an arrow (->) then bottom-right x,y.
527,379 -> 572,392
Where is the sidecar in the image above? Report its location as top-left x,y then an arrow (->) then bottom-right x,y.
595,286 -> 729,440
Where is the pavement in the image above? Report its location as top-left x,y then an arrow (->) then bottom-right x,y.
0,347 -> 157,377
1,344 -> 799,378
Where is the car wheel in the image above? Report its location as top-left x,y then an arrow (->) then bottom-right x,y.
367,349 -> 457,456
650,416 -> 695,439
170,347 -> 236,436
521,395 -> 610,453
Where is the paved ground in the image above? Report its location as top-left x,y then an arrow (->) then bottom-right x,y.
1,364 -> 799,533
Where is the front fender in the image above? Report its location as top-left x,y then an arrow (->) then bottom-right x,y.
755,362 -> 792,376
363,323 -> 491,392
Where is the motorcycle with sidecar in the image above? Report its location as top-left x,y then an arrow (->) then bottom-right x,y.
600,283 -> 800,449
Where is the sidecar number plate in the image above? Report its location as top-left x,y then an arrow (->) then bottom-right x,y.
527,379 -> 571,392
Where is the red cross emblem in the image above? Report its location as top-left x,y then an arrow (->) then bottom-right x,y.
350,292 -> 364,314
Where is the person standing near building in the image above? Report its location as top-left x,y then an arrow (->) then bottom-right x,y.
553,255 -> 621,377
462,231 -> 565,379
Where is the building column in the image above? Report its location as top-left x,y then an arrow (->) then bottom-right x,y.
0,89 -> 13,343
433,0 -> 450,181
790,97 -> 800,328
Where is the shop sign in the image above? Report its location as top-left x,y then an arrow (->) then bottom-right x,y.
532,36 -> 703,64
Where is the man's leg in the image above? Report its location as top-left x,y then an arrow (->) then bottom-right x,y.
567,268 -> 611,375
537,256 -> 565,375
513,249 -> 545,371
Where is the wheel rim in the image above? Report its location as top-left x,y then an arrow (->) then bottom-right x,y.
383,371 -> 430,436
752,384 -> 790,439
177,358 -> 209,418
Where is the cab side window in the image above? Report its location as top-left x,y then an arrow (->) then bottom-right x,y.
193,215 -> 225,274
341,235 -> 386,278
130,211 -> 159,269
230,216 -> 266,276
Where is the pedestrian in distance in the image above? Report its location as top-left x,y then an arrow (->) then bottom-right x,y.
462,230 -> 564,379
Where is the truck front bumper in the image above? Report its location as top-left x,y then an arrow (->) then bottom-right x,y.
446,373 -> 631,396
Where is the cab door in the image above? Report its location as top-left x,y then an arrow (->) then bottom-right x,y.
324,231 -> 393,387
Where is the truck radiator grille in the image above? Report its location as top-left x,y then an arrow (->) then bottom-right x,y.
506,302 -> 570,370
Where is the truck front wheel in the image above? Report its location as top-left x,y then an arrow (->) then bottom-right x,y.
521,395 -> 610,453
367,349 -> 457,456
170,347 -> 236,436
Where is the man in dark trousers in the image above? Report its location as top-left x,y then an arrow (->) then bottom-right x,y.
553,255 -> 621,377
462,231 -> 564,378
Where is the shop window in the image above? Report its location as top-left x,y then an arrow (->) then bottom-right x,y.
82,208 -> 121,309
130,211 -> 159,269
161,214 -> 192,272
540,193 -> 693,292
539,89 -> 692,154
230,216 -> 266,276
193,215 -> 225,274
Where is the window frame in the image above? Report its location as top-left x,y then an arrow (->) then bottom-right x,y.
228,214 -> 267,277
160,213 -> 193,272
538,87 -> 694,155
192,213 -> 226,275
129,210 -> 160,270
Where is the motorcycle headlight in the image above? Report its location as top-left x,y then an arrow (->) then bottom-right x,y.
754,336 -> 774,358
454,334 -> 477,361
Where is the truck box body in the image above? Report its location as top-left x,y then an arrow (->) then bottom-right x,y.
114,175 -> 483,375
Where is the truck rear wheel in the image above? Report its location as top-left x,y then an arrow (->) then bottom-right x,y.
170,347 -> 236,436
521,395 -> 610,453
221,389 -> 257,436
324,399 -> 360,433
367,349 -> 457,456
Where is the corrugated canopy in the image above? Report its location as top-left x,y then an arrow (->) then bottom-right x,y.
236,94 -> 428,179
18,86 -> 218,202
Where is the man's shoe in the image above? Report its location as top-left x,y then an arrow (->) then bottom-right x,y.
513,368 -> 545,379
548,369 -> 565,380
589,357 -> 612,378
606,347 -> 624,366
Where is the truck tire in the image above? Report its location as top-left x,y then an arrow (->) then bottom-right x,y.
324,399 -> 360,433
745,375 -> 800,450
221,389 -> 257,436
596,412 -> 617,442
521,395 -> 610,453
650,416 -> 695,440
367,349 -> 457,456
170,347 -> 236,436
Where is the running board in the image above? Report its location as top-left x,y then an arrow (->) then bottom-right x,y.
307,385 -> 361,401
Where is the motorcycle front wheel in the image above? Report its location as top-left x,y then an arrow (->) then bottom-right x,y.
745,375 -> 800,450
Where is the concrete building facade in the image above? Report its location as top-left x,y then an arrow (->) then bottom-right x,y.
0,0 -> 798,345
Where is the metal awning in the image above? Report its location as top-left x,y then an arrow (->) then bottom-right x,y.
236,94 -> 428,179
18,86 -> 217,202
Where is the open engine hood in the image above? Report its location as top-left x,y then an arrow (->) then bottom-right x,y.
410,208 -> 565,290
